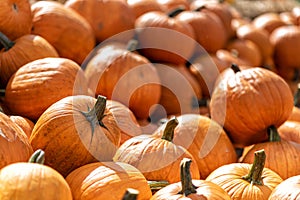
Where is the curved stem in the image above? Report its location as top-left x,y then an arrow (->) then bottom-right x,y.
167,6 -> 186,18
161,117 -> 178,142
122,188 -> 139,200
267,125 -> 281,142
242,149 -> 266,185
0,32 -> 15,51
28,149 -> 45,164
231,63 -> 241,73
178,158 -> 197,196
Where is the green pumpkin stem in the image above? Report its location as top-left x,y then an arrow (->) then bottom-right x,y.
178,158 -> 197,196
231,63 -> 241,73
0,32 -> 15,51
161,117 -> 179,142
28,149 -> 45,164
126,39 -> 139,52
148,180 -> 169,191
167,6 -> 186,18
268,125 -> 281,142
122,188 -> 139,200
242,149 -> 266,185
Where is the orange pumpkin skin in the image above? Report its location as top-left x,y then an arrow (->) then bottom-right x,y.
9,115 -> 35,138
65,0 -> 135,43
4,57 -> 88,121
157,0 -> 190,13
269,175 -> 300,199
66,161 -> 152,200
153,114 -> 237,179
31,1 -> 96,64
84,43 -> 161,119
29,95 -> 121,177
127,0 -> 163,19
0,33 -> 59,87
278,120 -> 300,143
0,162 -> 72,200
210,67 -> 294,147
0,112 -> 33,169
0,0 -> 32,41
288,106 -> 300,122
252,12 -> 287,34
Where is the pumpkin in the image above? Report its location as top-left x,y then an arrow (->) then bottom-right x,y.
270,25 -> 300,69
206,149 -> 283,199
175,6 -> 228,53
156,0 -> 190,13
252,12 -> 287,34
135,9 -> 196,65
66,161 -> 152,200
0,32 -> 59,87
29,95 -> 121,177
269,174 -> 300,199
31,0 -> 96,64
242,126 -> 300,180
9,115 -> 35,138
126,0 -> 163,19
210,64 -> 294,147
65,0 -> 135,43
279,11 -> 297,25
84,41 -> 161,119
4,57 -> 88,121
153,114 -> 237,179
0,0 -> 32,41
113,117 -> 200,183
0,111 -> 33,169
150,158 -> 231,200
106,99 -> 143,145
278,120 -> 300,143
0,149 -> 72,200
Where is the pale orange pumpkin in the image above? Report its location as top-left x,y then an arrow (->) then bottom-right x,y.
269,174 -> 300,199
9,115 -> 35,138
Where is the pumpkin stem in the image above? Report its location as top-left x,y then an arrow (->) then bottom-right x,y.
126,39 -> 139,52
0,32 -> 15,51
148,180 -> 169,191
231,63 -> 241,73
28,149 -> 45,164
267,125 -> 281,142
167,6 -> 186,18
293,83 -> 300,106
122,188 -> 139,200
242,149 -> 266,185
161,117 -> 179,142
178,158 -> 197,196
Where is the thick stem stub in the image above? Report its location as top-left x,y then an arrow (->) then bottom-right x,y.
178,158 -> 197,196
161,117 -> 179,142
0,32 -> 15,51
122,188 -> 139,200
267,125 -> 281,142
28,149 -> 45,164
231,63 -> 241,73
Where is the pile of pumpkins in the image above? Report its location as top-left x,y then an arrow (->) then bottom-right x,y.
1,0 -> 300,199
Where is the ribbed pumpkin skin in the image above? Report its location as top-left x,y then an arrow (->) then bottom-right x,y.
0,0 -> 32,41
66,161 -> 152,200
206,163 -> 283,200
0,34 -> 59,87
210,67 -> 294,147
269,175 -> 300,200
0,112 -> 33,169
0,163 -> 72,200
9,115 -> 35,138
4,57 -> 88,121
29,95 -> 121,177
31,1 -> 96,64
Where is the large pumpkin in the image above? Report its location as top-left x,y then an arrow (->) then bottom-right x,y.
269,174 -> 300,199
29,95 -> 121,177
31,0 -> 96,64
66,161 -> 152,200
4,57 -> 88,121
210,65 -> 294,147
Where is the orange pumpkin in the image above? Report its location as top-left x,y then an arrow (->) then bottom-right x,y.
30,95 -> 121,177
269,174 -> 300,199
210,65 -> 294,147
150,158 -> 231,200
66,161 -> 152,200
206,149 -> 283,199
0,0 -> 32,41
278,120 -> 300,143
4,57 -> 89,121
9,115 -> 35,138
65,0 -> 135,43
0,112 -> 33,169
252,12 -> 287,34
114,117 -> 200,183
0,32 -> 59,87
31,1 -> 96,64
127,0 -> 163,19
0,149 -> 72,200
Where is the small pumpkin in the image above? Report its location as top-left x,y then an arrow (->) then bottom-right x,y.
4,57 -> 89,121
0,0 -> 32,41
150,158 -> 231,200
113,117 -> 200,183
206,149 -> 283,199
0,32 -> 59,87
210,64 -> 294,147
0,149 -> 72,200
31,0 -> 96,64
0,111 -> 33,169
9,115 -> 35,138
269,174 -> 300,199
66,161 -> 152,200
252,12 -> 287,34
